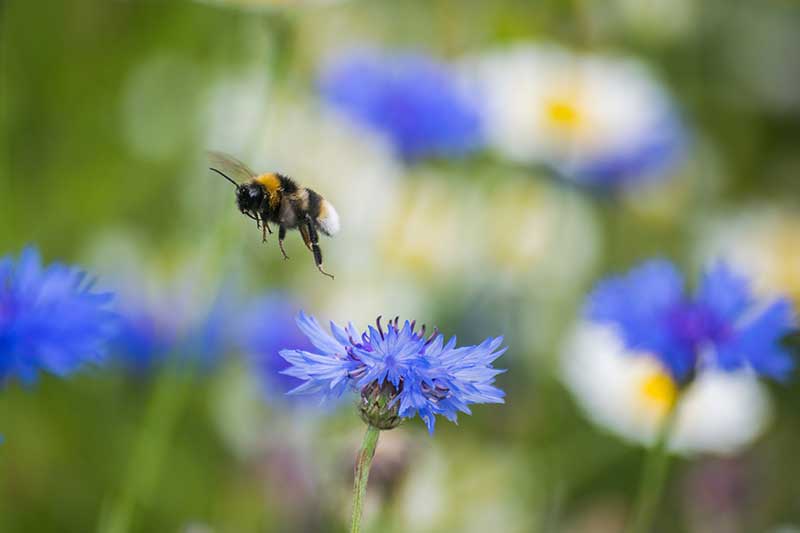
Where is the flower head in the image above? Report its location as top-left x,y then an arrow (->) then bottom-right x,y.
467,43 -> 686,190
562,323 -> 772,454
585,259 -> 796,383
319,49 -> 484,162
0,247 -> 117,383
280,313 -> 506,433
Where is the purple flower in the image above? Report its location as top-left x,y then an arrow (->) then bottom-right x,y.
319,49 -> 484,162
280,313 -> 506,433
585,259 -> 796,383
0,247 -> 117,383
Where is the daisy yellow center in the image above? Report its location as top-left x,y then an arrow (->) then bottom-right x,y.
639,371 -> 677,414
545,96 -> 583,131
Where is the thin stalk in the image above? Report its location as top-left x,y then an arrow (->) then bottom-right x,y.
350,424 -> 381,533
625,403 -> 680,533
96,367 -> 189,533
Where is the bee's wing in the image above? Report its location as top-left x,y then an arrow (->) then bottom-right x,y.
207,150 -> 258,183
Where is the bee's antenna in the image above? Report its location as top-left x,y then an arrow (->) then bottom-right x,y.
210,167 -> 239,189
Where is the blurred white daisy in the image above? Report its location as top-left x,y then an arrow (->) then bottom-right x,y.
379,175 -> 483,280
379,174 -> 600,292
562,323 -> 772,455
465,43 -> 686,190
482,178 -> 599,287
698,207 -> 800,302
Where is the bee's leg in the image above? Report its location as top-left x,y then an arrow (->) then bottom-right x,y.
261,216 -> 268,243
305,217 -> 334,280
299,225 -> 313,251
265,220 -> 273,234
245,211 -> 260,229
278,225 -> 290,260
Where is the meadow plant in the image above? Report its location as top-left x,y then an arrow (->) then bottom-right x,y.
584,259 -> 796,532
281,312 -> 506,532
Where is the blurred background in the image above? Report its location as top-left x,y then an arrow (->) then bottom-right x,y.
1,0 -> 800,532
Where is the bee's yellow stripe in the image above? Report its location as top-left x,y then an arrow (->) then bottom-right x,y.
254,173 -> 282,210
254,173 -> 281,193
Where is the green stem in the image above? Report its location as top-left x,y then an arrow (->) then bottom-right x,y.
625,404 -> 679,533
96,368 -> 189,533
350,424 -> 381,533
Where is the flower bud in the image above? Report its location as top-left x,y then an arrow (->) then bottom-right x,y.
359,381 -> 402,430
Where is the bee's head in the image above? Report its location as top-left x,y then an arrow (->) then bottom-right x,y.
236,183 -> 264,213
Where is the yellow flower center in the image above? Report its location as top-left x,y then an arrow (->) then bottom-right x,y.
545,98 -> 583,131
639,370 -> 677,414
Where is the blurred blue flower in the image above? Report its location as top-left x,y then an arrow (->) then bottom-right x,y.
319,50 -> 484,161
585,259 -> 796,383
238,295 -> 312,398
0,247 -> 117,383
111,293 -> 232,375
472,44 -> 687,191
183,293 -> 235,370
281,313 -> 506,433
111,304 -> 176,374
575,115 -> 686,190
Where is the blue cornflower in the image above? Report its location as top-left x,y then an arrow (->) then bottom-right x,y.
585,259 -> 796,383
319,50 -> 484,162
0,247 -> 117,383
280,313 -> 506,433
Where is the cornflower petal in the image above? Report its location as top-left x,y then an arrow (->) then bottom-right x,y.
296,311 -> 347,355
697,261 -> 753,323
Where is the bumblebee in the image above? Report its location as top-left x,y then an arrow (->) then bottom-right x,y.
209,151 -> 340,279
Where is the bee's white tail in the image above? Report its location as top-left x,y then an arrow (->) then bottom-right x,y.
318,199 -> 340,236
